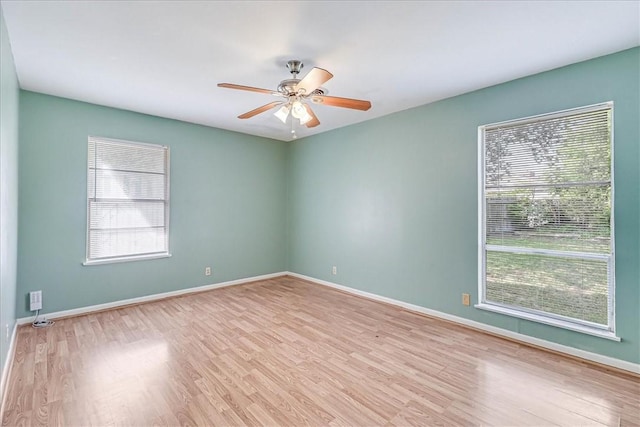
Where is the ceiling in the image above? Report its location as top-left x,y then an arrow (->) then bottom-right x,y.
2,1 -> 638,142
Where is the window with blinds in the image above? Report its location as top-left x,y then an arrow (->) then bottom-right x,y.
478,102 -> 615,338
85,136 -> 170,264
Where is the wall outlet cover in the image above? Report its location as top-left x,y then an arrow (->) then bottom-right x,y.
462,293 -> 471,306
30,290 -> 43,311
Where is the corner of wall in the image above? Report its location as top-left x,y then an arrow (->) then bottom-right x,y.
0,4 -> 21,409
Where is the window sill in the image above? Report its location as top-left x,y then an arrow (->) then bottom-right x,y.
475,303 -> 621,342
83,253 -> 172,266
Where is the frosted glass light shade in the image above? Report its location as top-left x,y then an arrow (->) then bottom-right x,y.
291,101 -> 312,124
274,105 -> 290,123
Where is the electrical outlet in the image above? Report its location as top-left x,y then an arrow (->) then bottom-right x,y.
205,267 -> 211,276
462,293 -> 471,306
5,324 -> 9,342
30,290 -> 43,311
332,266 -> 337,275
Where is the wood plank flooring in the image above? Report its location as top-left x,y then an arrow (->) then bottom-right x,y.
2,276 -> 639,426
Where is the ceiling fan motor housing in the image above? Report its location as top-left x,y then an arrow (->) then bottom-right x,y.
277,79 -> 301,95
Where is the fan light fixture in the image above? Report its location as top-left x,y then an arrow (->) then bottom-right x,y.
274,100 -> 312,125
274,105 -> 290,123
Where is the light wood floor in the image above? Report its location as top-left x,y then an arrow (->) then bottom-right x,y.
2,276 -> 638,426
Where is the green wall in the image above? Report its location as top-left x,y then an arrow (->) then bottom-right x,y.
288,48 -> 640,364
16,92 -> 288,318
0,7 -> 19,380
13,47 -> 639,365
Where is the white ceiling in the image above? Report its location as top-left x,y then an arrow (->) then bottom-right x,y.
2,1 -> 639,142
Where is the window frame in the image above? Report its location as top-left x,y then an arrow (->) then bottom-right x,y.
84,136 -> 171,266
476,102 -> 618,341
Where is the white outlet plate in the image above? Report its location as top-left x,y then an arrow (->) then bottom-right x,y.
205,267 -> 211,276
5,324 -> 8,341
30,290 -> 43,311
332,266 -> 337,275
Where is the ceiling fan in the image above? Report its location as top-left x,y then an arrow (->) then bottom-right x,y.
218,60 -> 371,130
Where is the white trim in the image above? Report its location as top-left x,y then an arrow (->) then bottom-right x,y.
0,322 -> 18,418
83,252 -> 172,266
481,101 -> 613,130
485,245 -> 611,261
608,103 -> 616,335
16,271 -> 288,325
477,125 -> 486,310
286,272 -> 639,375
88,135 -> 169,150
475,303 -> 620,341
9,271 -> 637,375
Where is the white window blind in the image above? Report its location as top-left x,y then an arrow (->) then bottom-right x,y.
479,103 -> 614,337
85,136 -> 170,264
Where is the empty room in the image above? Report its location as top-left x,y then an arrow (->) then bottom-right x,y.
1,1 -> 639,426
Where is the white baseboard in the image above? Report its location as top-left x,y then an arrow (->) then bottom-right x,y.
286,271 -> 640,375
10,269 -> 639,375
16,271 -> 288,325
0,322 -> 18,418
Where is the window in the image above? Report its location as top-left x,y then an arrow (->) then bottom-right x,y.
478,102 -> 616,340
85,136 -> 170,265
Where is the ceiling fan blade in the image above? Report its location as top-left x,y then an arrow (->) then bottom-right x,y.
304,104 -> 320,128
311,95 -> 371,111
238,101 -> 283,119
218,83 -> 278,96
294,67 -> 333,95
